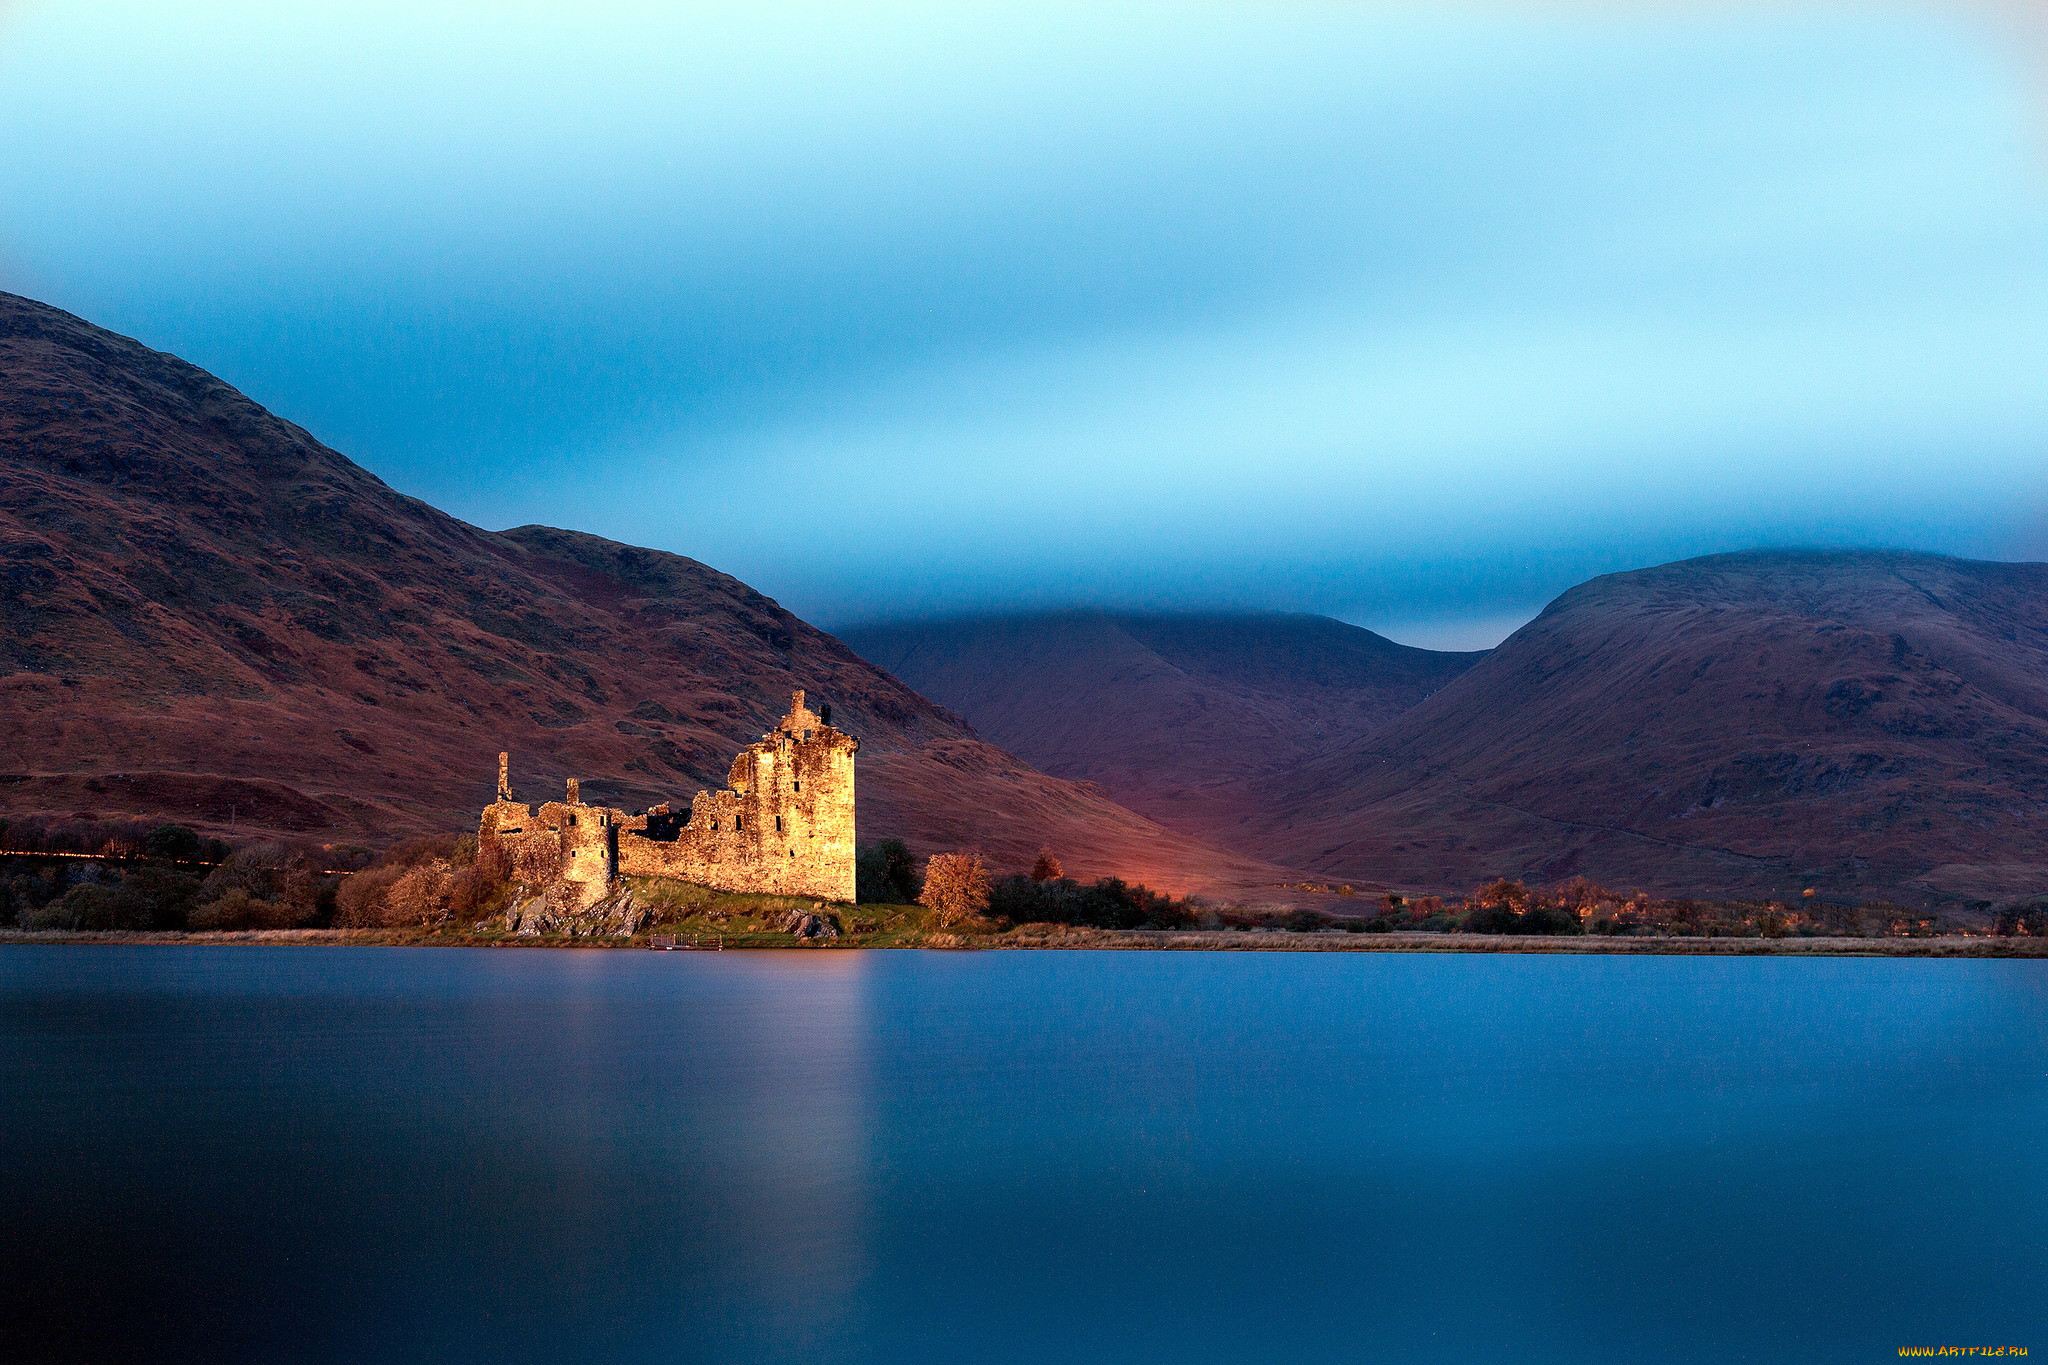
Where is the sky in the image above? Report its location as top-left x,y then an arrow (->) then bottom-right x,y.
2,2 -> 2044,649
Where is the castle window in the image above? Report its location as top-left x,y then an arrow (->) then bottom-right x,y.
803,730 -> 812,741
792,780 -> 800,792
569,814 -> 577,826
774,816 -> 783,832
735,815 -> 743,830
710,820 -> 719,831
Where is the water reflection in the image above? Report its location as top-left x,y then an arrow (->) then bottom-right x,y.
2,948 -> 2044,1364
686,953 -> 872,1362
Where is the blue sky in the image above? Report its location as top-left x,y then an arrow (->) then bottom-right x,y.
2,2 -> 2044,648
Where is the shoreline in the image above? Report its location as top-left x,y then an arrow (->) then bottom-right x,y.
3,929 -> 2044,958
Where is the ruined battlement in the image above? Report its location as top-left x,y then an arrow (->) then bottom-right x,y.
480,690 -> 859,904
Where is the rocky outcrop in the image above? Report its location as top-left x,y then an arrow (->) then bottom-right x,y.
775,906 -> 840,939
498,881 -> 646,938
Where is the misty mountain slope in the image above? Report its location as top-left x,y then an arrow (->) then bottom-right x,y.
1210,550 -> 2048,904
0,290 -> 1291,893
842,610 -> 1482,823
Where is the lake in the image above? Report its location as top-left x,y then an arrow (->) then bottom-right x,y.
3,947 -> 2043,1363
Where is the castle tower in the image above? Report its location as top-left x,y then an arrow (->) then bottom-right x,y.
481,688 -> 860,907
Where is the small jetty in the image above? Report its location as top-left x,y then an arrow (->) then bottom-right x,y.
648,934 -> 724,951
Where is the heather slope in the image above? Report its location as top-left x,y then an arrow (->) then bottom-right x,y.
1213,550 -> 2048,905
842,610 -> 1480,823
0,291 -> 1283,894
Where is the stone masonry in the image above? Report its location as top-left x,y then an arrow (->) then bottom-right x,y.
479,691 -> 859,904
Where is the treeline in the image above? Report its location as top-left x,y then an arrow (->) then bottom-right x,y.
1345,877 -> 1977,939
10,818 -> 2031,940
0,815 -> 233,864
2,820 -> 357,931
0,820 -> 513,933
858,848 -> 2013,940
858,841 -> 1198,930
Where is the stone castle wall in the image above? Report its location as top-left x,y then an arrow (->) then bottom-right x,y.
480,691 -> 858,904
478,796 -> 618,909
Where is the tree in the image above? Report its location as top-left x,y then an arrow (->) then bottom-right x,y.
919,852 -> 991,926
881,839 -> 920,902
142,824 -> 203,862
1474,878 -> 1531,911
857,839 -> 923,904
1030,848 -> 1063,883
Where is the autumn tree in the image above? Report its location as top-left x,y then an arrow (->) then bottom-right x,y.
920,852 -> 992,926
1474,878 -> 1531,911
1030,848 -> 1063,883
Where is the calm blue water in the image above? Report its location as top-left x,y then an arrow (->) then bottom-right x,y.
2,947 -> 2043,1364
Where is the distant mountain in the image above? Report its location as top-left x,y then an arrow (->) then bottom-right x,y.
1206,550 -> 2048,907
0,291 -> 1287,894
842,610 -> 1482,825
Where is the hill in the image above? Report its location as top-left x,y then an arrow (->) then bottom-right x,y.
841,610 -> 1481,825
1204,550 -> 2048,906
0,291 -> 1287,895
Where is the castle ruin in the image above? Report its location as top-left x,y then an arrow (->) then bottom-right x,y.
479,690 -> 859,906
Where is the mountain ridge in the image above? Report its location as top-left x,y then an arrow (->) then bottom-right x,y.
0,290 -> 1290,896
842,608 -> 1482,825
1193,548 -> 2048,905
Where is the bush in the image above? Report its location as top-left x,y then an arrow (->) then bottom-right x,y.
334,864 -> 406,927
920,852 -> 992,926
1995,901 -> 2048,937
856,839 -> 922,904
987,873 -> 1196,930
190,844 -> 336,929
1030,848 -> 1063,883
10,864 -> 203,931
187,887 -> 309,931
1460,878 -> 1584,935
1462,902 -> 1524,935
26,882 -> 153,931
141,824 -> 203,862
331,836 -> 512,928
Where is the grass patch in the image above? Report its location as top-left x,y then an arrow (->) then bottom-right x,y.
627,877 -> 950,947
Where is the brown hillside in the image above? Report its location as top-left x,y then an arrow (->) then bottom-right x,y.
0,291 -> 1286,895
1202,550 -> 2048,906
843,610 -> 1480,826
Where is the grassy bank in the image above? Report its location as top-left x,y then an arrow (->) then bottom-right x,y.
6,873 -> 2044,956
6,924 -> 2046,957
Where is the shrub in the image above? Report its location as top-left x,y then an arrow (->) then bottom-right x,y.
856,839 -> 922,904
919,852 -> 992,926
334,864 -> 406,927
1030,848 -> 1063,883
987,873 -> 1196,930
27,882 -> 154,931
190,844 -> 335,929
141,824 -> 203,862
332,836 -> 512,928
1995,901 -> 2048,937
1463,901 -> 1525,935
1517,903 -> 1582,936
